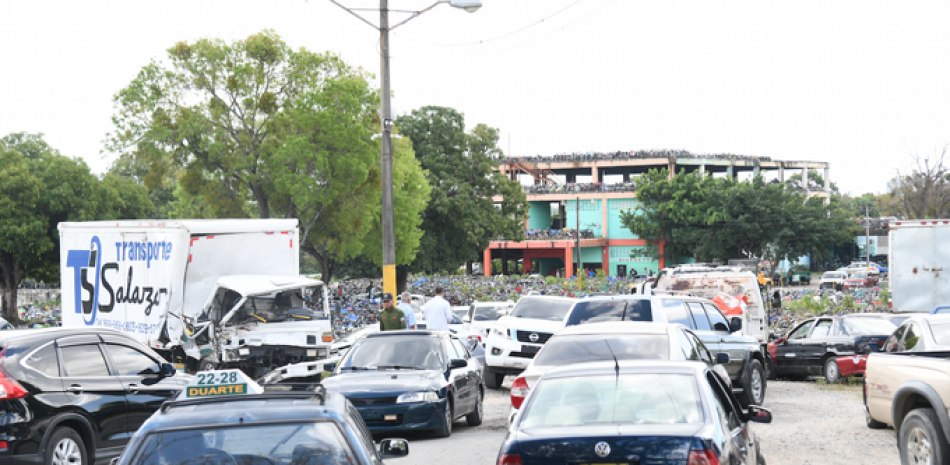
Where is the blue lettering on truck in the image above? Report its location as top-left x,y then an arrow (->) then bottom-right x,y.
67,235 -> 170,326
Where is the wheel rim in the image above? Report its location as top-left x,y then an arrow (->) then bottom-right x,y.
906,426 -> 933,465
750,368 -> 764,403
445,403 -> 453,433
52,438 -> 82,465
826,360 -> 838,381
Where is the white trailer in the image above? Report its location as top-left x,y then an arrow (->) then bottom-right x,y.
889,220 -> 950,312
59,219 -> 332,376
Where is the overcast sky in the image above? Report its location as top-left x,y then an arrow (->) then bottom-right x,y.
2,0 -> 947,195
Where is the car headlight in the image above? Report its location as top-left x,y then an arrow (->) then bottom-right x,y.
396,391 -> 440,403
491,326 -> 510,339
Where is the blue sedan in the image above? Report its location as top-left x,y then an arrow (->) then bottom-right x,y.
498,360 -> 772,465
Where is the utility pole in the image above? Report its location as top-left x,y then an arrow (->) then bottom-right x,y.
576,196 -> 581,277
379,0 -> 396,298
865,204 -> 870,272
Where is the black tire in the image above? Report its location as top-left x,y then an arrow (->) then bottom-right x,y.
483,367 -> 505,389
738,359 -> 766,408
757,450 -> 767,465
466,388 -> 484,426
766,355 -> 778,381
863,381 -> 888,429
434,398 -> 453,438
823,357 -> 841,384
899,408 -> 949,465
45,427 -> 87,465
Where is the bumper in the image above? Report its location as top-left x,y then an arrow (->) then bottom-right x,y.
353,399 -> 449,433
257,356 -> 340,383
835,355 -> 867,377
484,337 -> 539,373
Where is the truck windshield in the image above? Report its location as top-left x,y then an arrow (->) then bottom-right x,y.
510,298 -> 574,321
233,288 -> 321,323
472,305 -> 508,321
130,422 -> 353,465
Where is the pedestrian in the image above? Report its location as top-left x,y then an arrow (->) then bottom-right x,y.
397,292 -> 418,330
378,293 -> 406,331
422,287 -> 453,330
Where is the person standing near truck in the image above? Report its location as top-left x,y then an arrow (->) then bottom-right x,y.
422,287 -> 453,330
379,293 -> 407,331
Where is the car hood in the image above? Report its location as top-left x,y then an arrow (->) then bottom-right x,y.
321,369 -> 445,397
495,316 -> 565,333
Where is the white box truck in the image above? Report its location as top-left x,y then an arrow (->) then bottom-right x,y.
59,219 -> 332,377
889,220 -> 950,312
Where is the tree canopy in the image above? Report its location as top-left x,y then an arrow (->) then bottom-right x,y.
619,169 -> 857,266
396,106 -> 528,274
106,31 -> 429,283
0,133 -> 153,322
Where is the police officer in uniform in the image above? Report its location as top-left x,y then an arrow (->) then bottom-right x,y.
378,293 -> 407,331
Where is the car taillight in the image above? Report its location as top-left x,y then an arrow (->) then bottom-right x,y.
0,365 -> 27,400
510,377 -> 530,409
688,450 -> 720,465
497,454 -> 523,465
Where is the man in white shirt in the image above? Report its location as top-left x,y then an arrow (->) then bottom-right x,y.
422,287 -> 453,330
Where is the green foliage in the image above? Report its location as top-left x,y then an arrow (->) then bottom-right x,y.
0,133 -> 153,322
106,31 -> 429,283
396,106 -> 529,274
619,169 -> 858,265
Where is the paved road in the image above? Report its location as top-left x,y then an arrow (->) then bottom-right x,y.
385,378 -> 900,465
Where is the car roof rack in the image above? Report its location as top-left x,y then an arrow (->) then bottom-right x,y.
160,383 -> 327,413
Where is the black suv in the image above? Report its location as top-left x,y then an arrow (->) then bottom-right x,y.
0,328 -> 187,465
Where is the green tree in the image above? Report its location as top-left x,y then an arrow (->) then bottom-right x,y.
620,169 -> 857,266
786,169 -> 838,194
396,106 -> 528,276
0,133 -> 153,323
106,31 -> 428,283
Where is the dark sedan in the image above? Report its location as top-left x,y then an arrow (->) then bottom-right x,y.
767,314 -> 897,383
321,330 -> 484,438
498,360 -> 771,465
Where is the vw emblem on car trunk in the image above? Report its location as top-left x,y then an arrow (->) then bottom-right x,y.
529,333 -> 539,342
594,441 -> 611,458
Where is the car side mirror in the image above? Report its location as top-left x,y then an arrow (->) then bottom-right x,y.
324,362 -> 337,372
748,405 -> 773,424
450,359 -> 468,369
379,438 -> 409,458
716,353 -> 730,364
729,317 -> 742,333
160,363 -> 177,378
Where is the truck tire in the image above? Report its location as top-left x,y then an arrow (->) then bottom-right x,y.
823,357 -> 841,384
45,427 -> 87,465
899,408 -> 949,465
738,359 -> 766,408
484,367 -> 505,389
863,382 -> 887,429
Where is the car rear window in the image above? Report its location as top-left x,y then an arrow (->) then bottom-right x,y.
24,343 -> 60,377
510,298 -> 575,321
533,335 -> 669,367
520,373 -> 702,427
930,322 -> 950,346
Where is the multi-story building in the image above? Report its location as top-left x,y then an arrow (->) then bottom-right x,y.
484,152 -> 831,277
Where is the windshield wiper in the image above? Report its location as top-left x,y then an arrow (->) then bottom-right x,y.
377,365 -> 427,370
341,366 -> 375,371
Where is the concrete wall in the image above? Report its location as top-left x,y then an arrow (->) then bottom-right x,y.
608,246 -> 659,275
566,199 -> 603,237
528,201 -> 552,229
607,199 -> 639,239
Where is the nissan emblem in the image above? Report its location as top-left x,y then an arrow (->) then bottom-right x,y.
529,332 -> 539,343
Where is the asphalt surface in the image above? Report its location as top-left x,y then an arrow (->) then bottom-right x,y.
384,377 -> 900,465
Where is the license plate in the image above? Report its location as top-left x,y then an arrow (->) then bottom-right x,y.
521,345 -> 540,354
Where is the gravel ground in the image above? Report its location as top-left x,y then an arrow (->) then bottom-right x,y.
757,380 -> 898,465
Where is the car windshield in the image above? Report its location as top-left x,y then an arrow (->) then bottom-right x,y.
533,335 -> 669,367
130,422 -> 353,465
841,318 -> 896,336
520,374 -> 703,427
340,335 -> 444,370
825,273 -> 843,279
472,305 -> 507,321
852,273 -> 868,279
565,300 -> 654,326
930,322 -> 950,346
510,299 -> 574,321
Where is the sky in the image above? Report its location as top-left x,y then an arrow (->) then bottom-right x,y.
1,0 -> 948,196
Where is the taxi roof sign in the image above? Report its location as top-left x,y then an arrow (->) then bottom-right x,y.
178,369 -> 264,400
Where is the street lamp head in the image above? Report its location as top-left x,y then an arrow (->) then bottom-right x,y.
444,0 -> 481,12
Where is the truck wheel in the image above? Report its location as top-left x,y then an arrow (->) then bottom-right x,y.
900,408 -> 948,465
45,427 -> 87,465
823,357 -> 841,384
484,367 -> 505,389
863,382 -> 887,429
738,359 -> 766,408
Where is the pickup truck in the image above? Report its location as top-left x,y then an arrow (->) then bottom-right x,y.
865,351 -> 950,464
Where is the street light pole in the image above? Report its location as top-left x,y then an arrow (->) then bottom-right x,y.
379,0 -> 397,298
